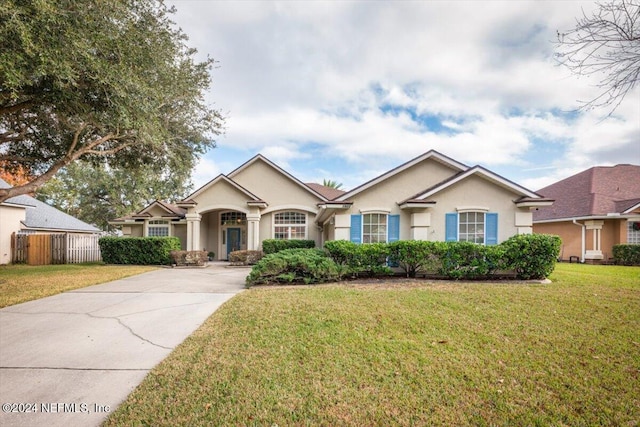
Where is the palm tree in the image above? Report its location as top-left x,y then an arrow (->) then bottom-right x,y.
323,179 -> 343,189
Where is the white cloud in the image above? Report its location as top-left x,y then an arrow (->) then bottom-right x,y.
170,0 -> 639,192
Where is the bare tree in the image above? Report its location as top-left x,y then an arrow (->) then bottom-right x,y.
556,0 -> 640,115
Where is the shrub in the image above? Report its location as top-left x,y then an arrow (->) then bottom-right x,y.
324,240 -> 391,277
229,250 -> 263,266
99,237 -> 181,265
436,241 -> 505,280
500,234 -> 561,279
388,240 -> 442,277
262,239 -> 316,255
170,250 -> 208,266
246,248 -> 343,286
612,244 -> 640,266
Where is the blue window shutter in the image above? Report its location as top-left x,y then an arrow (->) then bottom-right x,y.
445,213 -> 458,242
350,214 -> 362,244
486,213 -> 498,245
388,215 -> 400,242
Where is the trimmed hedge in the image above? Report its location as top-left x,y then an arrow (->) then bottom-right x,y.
262,239 -> 316,255
248,234 -> 562,285
500,234 -> 562,279
612,244 -> 640,266
324,240 -> 391,277
99,237 -> 181,265
246,248 -> 343,286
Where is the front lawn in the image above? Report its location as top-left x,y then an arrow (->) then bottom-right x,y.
0,263 -> 157,308
105,263 -> 640,426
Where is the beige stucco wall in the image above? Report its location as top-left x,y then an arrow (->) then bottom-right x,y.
173,224 -> 187,250
256,210 -> 322,249
0,205 -> 26,264
338,170 -> 529,244
192,181 -> 252,214
231,159 -> 323,209
121,224 -> 144,237
146,205 -> 171,217
427,175 -> 527,243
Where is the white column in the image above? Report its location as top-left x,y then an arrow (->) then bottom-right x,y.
185,213 -> 202,251
585,220 -> 604,260
246,213 -> 261,250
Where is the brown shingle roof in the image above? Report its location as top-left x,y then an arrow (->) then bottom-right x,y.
533,164 -> 640,221
305,183 -> 347,201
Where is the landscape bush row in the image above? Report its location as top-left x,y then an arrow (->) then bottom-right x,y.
612,244 -> 640,265
246,234 -> 562,286
261,239 -> 315,254
99,237 -> 181,265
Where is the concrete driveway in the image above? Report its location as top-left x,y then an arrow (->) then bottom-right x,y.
0,263 -> 248,427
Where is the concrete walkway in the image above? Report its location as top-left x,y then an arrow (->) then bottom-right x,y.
0,263 -> 248,427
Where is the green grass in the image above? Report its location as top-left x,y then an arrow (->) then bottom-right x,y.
0,263 -> 158,308
105,263 -> 640,426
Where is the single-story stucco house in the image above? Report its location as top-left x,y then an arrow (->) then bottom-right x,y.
533,164 -> 640,263
0,178 -> 101,264
111,150 -> 554,260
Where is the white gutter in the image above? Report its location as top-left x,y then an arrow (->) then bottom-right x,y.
572,219 -> 586,263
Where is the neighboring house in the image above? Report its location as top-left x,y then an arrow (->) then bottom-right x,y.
110,150 -> 553,260
533,164 -> 640,263
0,178 -> 101,264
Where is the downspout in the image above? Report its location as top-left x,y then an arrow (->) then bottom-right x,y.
572,219 -> 585,263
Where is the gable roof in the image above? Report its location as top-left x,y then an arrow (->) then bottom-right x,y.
533,164 -> 640,221
335,150 -> 468,202
0,179 -> 100,233
404,165 -> 545,202
228,154 -> 329,201
135,200 -> 186,218
182,174 -> 265,203
305,183 -> 347,201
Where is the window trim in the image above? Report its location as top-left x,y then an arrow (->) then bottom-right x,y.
458,211 -> 486,244
273,211 -> 308,240
362,212 -> 388,244
147,219 -> 170,237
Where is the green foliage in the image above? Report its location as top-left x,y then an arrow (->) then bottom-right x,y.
501,234 -> 562,279
261,239 -> 315,255
324,240 -> 391,277
322,179 -> 343,189
99,237 -> 181,265
36,161 -> 193,231
388,240 -> 441,277
437,241 -> 506,280
246,249 -> 342,286
612,244 -> 640,266
0,0 -> 223,202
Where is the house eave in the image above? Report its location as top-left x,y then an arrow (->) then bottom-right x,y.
533,214 -> 640,224
515,200 -> 554,209
398,201 -> 437,210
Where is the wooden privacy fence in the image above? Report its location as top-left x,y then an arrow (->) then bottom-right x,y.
11,233 -> 102,265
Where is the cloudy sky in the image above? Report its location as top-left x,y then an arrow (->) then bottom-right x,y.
168,0 -> 639,193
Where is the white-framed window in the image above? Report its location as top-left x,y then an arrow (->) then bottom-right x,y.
459,212 -> 485,244
363,213 -> 387,244
148,220 -> 169,237
274,211 -> 307,240
628,221 -> 640,244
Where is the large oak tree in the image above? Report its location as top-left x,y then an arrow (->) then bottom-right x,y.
0,0 -> 223,203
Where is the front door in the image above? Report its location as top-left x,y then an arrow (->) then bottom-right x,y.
226,228 -> 241,259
